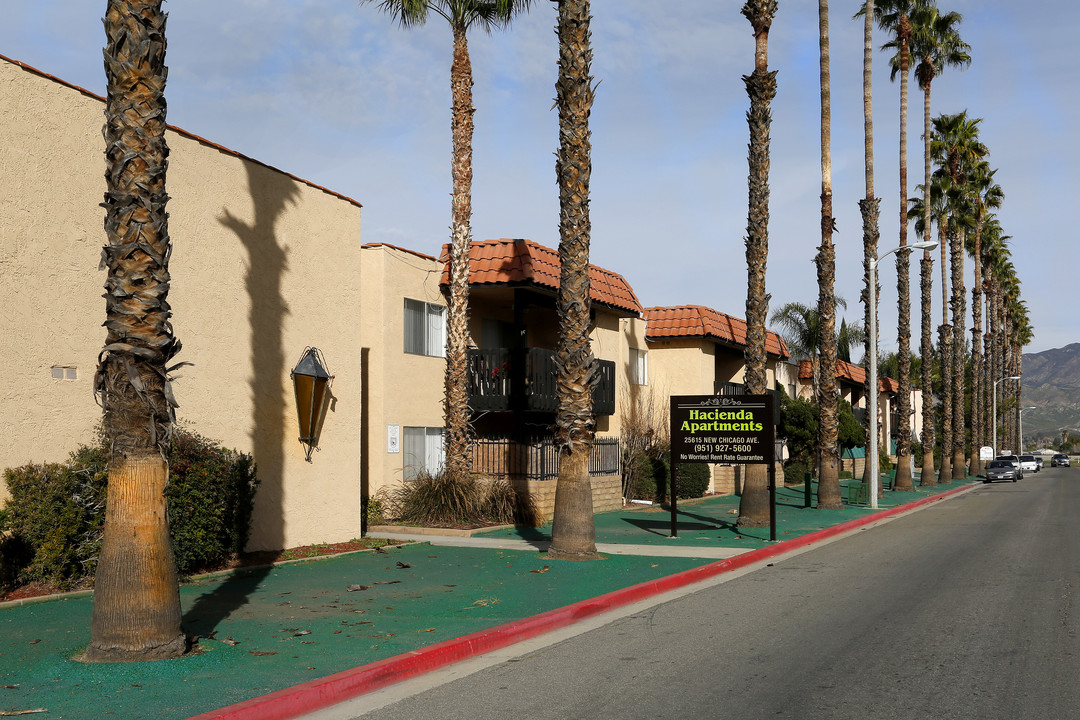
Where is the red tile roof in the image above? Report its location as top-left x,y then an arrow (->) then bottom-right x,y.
440,238 -> 642,315
798,358 -> 899,393
644,305 -> 790,359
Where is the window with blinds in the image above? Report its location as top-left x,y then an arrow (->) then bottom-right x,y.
404,298 -> 446,357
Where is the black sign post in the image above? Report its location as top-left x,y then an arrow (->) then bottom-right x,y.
670,394 -> 776,539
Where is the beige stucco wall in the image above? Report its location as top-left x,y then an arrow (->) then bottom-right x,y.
1,58 -> 365,551
358,245 -> 446,500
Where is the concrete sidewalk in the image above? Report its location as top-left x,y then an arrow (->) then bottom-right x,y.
0,477 -> 976,720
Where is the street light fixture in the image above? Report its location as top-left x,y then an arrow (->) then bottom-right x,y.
992,375 -> 1021,456
868,239 -> 938,509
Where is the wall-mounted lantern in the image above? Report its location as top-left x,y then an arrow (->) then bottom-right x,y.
291,347 -> 333,462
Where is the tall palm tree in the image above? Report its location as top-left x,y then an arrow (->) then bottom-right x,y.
966,164 -> 1002,474
548,0 -> 598,560
871,0 -> 923,491
932,110 -> 986,479
815,0 -> 842,509
86,0 -> 186,662
979,217 -> 1008,453
360,0 -> 533,482
910,184 -> 942,485
738,0 -> 778,528
855,0 -> 880,486
911,2 -> 969,483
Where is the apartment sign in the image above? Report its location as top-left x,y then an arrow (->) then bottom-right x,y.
670,394 -> 775,465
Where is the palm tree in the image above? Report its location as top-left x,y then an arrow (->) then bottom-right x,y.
871,0 -> 923,492
815,0 -> 842,509
910,185 -> 940,485
932,110 -> 986,479
911,2 -> 970,483
979,217 -> 1008,452
837,318 -> 867,363
738,0 -> 779,528
86,0 -> 186,662
966,165 -> 1002,474
359,0 -> 534,483
856,0 -> 881,487
548,0 -> 598,560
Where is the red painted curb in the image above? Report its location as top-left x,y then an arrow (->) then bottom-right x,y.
186,482 -> 975,720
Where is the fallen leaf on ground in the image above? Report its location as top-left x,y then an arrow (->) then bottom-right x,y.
292,630 -> 311,637
530,566 -> 550,574
396,561 -> 411,569
373,580 -> 402,585
249,651 -> 277,657
0,710 -> 48,716
346,584 -> 370,592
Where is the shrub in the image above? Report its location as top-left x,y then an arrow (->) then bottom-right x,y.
2,455 -> 106,590
784,459 -> 810,486
656,454 -> 710,501
0,427 -> 258,590
673,462 -> 710,499
623,448 -> 657,501
164,430 -> 258,575
387,470 -> 482,527
382,471 -> 542,528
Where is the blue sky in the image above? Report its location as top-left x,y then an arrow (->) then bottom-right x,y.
2,1 -> 1075,356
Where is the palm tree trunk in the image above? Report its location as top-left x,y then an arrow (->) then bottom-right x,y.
815,0 -> 841,510
859,0 -> 879,486
443,24 -> 475,482
893,20 -> 914,492
919,250 -> 936,485
737,0 -> 778,527
86,0 -> 185,662
549,0 -> 598,561
937,222 -> 952,483
969,226 -> 984,474
951,228 -> 967,478
938,322 -> 953,483
918,80 -> 935,485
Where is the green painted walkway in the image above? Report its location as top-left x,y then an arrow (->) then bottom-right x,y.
0,476 -> 974,719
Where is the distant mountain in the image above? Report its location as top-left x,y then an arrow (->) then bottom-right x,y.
1020,343 -> 1080,446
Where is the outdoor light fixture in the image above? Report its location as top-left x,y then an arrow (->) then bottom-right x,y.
868,240 -> 938,508
291,347 -> 333,462
992,375 -> 1021,456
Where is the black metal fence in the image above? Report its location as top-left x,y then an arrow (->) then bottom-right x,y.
471,436 -> 621,482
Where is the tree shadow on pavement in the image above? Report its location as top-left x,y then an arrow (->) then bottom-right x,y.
182,564 -> 274,639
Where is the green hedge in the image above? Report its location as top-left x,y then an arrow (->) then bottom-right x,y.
655,453 -> 710,501
1,429 -> 258,591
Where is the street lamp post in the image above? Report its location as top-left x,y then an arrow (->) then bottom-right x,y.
868,240 -> 938,509
992,375 -> 1021,456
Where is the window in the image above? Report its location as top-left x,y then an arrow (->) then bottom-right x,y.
51,366 -> 77,381
403,427 -> 444,481
629,347 -> 648,385
404,299 -> 445,357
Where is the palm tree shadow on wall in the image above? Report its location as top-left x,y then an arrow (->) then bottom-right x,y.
183,163 -> 299,634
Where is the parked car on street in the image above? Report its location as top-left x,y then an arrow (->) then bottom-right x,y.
996,454 -> 1021,469
1035,456 -> 1045,469
1052,453 -> 1071,467
1019,455 -> 1039,474
985,460 -> 1020,483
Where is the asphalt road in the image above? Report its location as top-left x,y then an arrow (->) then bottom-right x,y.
306,468 -> 1080,720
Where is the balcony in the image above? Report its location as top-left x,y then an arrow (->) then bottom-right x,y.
467,347 -> 615,416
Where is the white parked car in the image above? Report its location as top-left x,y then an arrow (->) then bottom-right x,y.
1018,455 -> 1039,474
